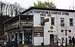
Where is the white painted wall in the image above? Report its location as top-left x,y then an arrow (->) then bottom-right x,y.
44,22 -> 50,45
23,9 -> 75,45
34,37 -> 43,46
33,13 -> 41,27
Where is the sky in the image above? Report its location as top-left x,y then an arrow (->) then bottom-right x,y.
0,0 -> 75,9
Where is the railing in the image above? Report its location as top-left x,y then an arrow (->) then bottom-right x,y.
33,27 -> 44,32
4,24 -> 18,31
21,22 -> 33,27
4,21 -> 33,31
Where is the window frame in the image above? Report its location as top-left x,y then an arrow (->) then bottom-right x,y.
51,17 -> 55,25
41,17 -> 44,25
69,18 -> 73,26
60,18 -> 65,27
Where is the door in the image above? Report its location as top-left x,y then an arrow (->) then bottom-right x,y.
24,30 -> 32,44
50,34 -> 54,45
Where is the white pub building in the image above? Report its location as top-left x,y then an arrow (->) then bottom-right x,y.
21,7 -> 75,46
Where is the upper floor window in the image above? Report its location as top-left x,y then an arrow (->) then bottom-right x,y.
69,18 -> 73,26
41,17 -> 44,25
51,17 -> 55,25
60,18 -> 64,27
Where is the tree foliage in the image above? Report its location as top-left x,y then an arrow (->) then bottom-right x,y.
34,1 -> 56,9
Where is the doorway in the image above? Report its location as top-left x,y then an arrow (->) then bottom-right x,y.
50,34 -> 54,45
24,29 -> 32,45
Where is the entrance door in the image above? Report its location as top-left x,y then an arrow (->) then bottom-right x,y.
24,30 -> 32,44
50,34 -> 54,45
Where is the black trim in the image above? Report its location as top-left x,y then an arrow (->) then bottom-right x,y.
22,7 -> 75,14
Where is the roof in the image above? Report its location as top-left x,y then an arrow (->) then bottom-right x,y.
21,7 -> 75,14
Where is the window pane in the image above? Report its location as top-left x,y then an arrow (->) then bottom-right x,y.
69,18 -> 73,26
70,18 -> 73,22
60,18 -> 64,27
51,17 -> 55,25
41,17 -> 44,25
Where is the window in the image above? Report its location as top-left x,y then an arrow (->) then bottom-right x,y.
69,30 -> 71,32
61,30 -> 64,32
69,18 -> 73,26
60,18 -> 64,27
41,17 -> 44,25
51,17 -> 55,25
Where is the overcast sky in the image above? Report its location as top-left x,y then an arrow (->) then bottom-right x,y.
0,0 -> 75,9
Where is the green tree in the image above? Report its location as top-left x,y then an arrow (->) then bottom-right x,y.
34,1 -> 56,9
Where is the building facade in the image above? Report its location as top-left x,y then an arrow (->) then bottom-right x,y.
21,7 -> 75,46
